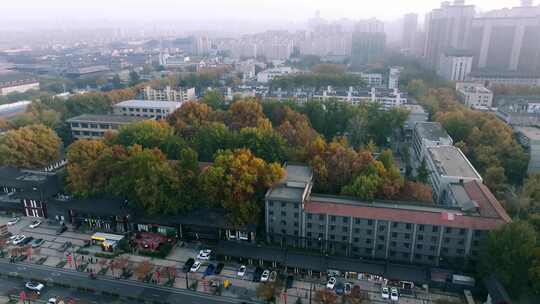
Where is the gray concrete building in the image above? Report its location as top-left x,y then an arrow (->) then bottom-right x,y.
350,19 -> 386,70
113,100 -> 182,119
67,114 -> 145,139
468,2 -> 540,73
438,49 -> 473,81
412,122 -> 454,162
425,145 -> 483,203
402,13 -> 418,51
265,164 -> 510,266
423,1 -> 475,70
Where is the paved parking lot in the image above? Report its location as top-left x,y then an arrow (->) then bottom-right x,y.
3,216 -> 465,304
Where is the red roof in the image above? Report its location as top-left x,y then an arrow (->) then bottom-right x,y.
306,188 -> 510,230
463,180 -> 511,223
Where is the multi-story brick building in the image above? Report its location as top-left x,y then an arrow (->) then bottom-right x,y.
265,163 -> 510,267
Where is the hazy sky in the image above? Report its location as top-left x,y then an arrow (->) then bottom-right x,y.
2,0 -> 524,24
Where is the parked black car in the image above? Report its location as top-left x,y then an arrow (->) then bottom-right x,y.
183,258 -> 195,273
253,267 -> 263,282
286,275 -> 294,289
215,263 -> 225,275
20,236 -> 34,246
56,225 -> 67,235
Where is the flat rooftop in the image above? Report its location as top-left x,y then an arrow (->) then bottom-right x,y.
515,126 -> 540,141
114,100 -> 183,108
427,146 -> 481,179
415,122 -> 452,142
266,163 -> 312,202
67,114 -> 146,124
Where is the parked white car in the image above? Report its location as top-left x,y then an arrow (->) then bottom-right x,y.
260,270 -> 270,282
25,281 -> 44,294
12,235 -> 26,245
390,287 -> 399,301
237,265 -> 247,278
197,249 -> 212,260
29,220 -> 42,229
381,287 -> 390,299
190,261 -> 202,272
326,277 -> 336,289
7,217 -> 20,226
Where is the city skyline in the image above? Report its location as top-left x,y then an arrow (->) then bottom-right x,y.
1,0 -> 528,29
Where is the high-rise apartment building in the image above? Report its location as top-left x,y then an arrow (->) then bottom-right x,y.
468,2 -> 540,72
350,19 -> 386,70
402,13 -> 418,50
423,1 -> 475,70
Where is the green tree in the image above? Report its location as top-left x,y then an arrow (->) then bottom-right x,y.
201,90 -> 226,110
128,71 -> 141,86
113,120 -> 174,149
109,145 -> 182,214
193,122 -> 236,162
484,166 -> 507,194
479,221 -> 537,296
0,124 -> 62,168
237,127 -> 286,163
416,158 -> 430,184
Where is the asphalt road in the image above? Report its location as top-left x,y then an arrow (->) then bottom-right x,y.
0,260 -> 260,304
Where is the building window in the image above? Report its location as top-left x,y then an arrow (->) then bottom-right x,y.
354,237 -> 359,242
355,218 -> 361,225
391,241 -> 397,247
319,215 -> 325,221
366,229 -> 372,234
432,226 -> 439,233
367,220 -> 373,226
281,211 -> 286,217
330,225 -> 336,231
281,202 -> 286,207
280,220 -> 286,225
294,222 -> 298,227
307,232 -> 312,238
342,227 -> 348,233
342,236 -> 348,241
406,223 -> 412,230
331,216 -> 336,222
269,211 -> 274,216
392,222 -> 398,228
418,224 -> 425,231
269,201 -> 274,207
445,227 -> 452,233
366,239 -> 372,244
307,223 -> 312,228
377,245 -> 384,250
416,244 -> 423,250
379,226 -> 385,232
404,233 -> 411,239
392,232 -> 398,238
378,235 -> 384,241
294,213 -> 299,218
307,214 -> 312,220
342,217 -> 348,223
417,235 -> 423,241
330,235 -> 335,240
459,228 -> 466,235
